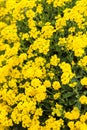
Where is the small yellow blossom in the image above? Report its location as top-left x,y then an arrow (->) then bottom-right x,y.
65,107 -> 80,120
43,80 -> 51,88
54,92 -> 61,99
79,95 -> 87,104
80,77 -> 87,86
52,103 -> 63,117
50,54 -> 60,66
36,4 -> 43,14
52,81 -> 61,90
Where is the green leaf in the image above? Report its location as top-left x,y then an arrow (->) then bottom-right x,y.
62,92 -> 74,98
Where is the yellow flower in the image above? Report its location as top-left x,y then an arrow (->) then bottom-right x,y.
8,79 -> 17,89
34,68 -> 43,78
34,85 -> 46,102
54,92 -> 61,99
80,77 -> 87,86
31,78 -> 41,88
79,95 -> 87,104
36,4 -> 43,14
35,57 -> 46,67
0,103 -> 13,127
59,62 -> 71,72
31,38 -> 50,55
6,0 -> 17,10
1,24 -> 19,42
52,103 -> 63,117
25,86 -> 35,97
75,121 -> 81,130
65,107 -> 80,120
28,19 -> 36,29
43,80 -> 51,88
26,9 -> 35,18
53,0 -> 71,7
52,81 -> 61,90
61,72 -> 74,85
59,62 -> 75,84
22,114 -> 31,128
0,126 -> 8,130
22,66 -> 35,79
22,33 -> 29,40
68,27 -> 75,33
69,82 -> 77,88
45,116 -> 64,130
41,22 -> 55,38
80,123 -> 87,130
29,27 -> 40,39
74,48 -> 84,57
50,54 -> 60,66
78,56 -> 87,67
80,114 -> 87,123
68,121 -> 75,130
46,0 -> 53,4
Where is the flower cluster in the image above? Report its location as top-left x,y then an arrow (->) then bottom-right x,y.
1,0 -> 87,130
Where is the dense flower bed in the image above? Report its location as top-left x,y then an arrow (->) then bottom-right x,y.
1,0 -> 87,129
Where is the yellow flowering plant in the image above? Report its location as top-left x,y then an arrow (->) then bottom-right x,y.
1,0 -> 87,130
